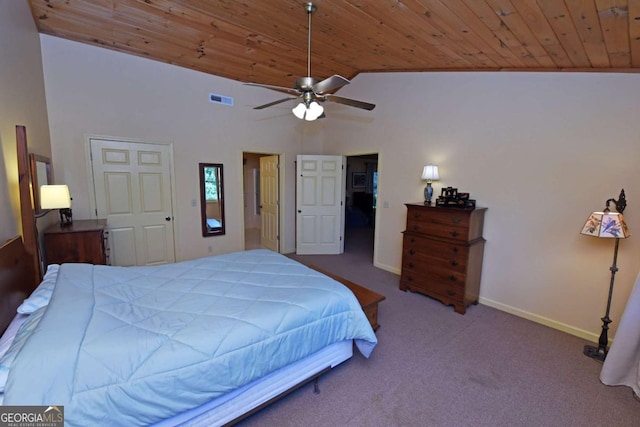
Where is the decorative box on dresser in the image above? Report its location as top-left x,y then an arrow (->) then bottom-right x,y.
43,219 -> 109,265
400,203 -> 487,314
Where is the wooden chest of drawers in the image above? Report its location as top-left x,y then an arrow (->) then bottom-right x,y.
43,219 -> 109,265
400,203 -> 487,314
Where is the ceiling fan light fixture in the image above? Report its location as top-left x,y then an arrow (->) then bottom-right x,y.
247,2 -> 375,116
292,101 -> 323,121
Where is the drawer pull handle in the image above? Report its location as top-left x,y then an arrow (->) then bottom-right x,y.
452,217 -> 461,224
413,213 -> 421,218
410,238 -> 416,243
409,249 -> 415,255
450,260 -> 458,266
447,289 -> 456,296
412,225 -> 419,231
408,262 -> 414,268
452,247 -> 459,253
407,276 -> 414,282
448,275 -> 457,282
450,231 -> 459,237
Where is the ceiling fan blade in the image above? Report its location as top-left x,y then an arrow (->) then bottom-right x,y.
253,97 -> 299,110
244,82 -> 301,96
324,95 -> 376,111
313,75 -> 350,94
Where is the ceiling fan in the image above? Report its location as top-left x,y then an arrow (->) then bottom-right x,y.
245,2 -> 375,121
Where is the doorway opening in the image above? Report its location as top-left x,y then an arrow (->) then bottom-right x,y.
242,152 -> 279,251
345,153 -> 378,262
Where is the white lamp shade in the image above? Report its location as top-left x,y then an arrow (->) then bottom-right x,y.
292,102 -> 306,119
581,211 -> 630,238
421,165 -> 440,181
40,185 -> 71,209
304,101 -> 324,121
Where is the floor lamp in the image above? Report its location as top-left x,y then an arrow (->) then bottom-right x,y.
580,189 -> 630,362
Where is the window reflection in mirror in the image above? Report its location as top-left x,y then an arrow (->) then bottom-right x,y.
199,163 -> 225,237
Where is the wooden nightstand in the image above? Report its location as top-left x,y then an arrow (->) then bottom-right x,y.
43,219 -> 109,265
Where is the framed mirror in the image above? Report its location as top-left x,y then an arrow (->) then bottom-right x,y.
29,153 -> 52,215
199,163 -> 226,237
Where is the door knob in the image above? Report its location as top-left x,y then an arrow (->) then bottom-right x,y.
165,216 -> 171,221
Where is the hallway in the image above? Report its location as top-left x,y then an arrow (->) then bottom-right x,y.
245,225 -> 374,263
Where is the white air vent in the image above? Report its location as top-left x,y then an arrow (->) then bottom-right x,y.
209,93 -> 234,106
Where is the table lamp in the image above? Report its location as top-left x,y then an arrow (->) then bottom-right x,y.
421,165 -> 439,205
40,184 -> 73,226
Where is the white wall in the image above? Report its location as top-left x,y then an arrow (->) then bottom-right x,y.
0,0 -> 52,242
39,34 -> 324,260
323,71 -> 640,341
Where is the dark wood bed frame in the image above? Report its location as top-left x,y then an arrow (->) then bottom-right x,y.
16,126 -> 40,284
0,125 -> 40,335
0,237 -> 36,335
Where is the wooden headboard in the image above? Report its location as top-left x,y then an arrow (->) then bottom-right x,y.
0,236 -> 36,334
0,125 -> 42,334
16,125 -> 40,282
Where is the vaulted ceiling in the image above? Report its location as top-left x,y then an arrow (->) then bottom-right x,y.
28,0 -> 640,89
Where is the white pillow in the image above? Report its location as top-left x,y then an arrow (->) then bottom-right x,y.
0,306 -> 46,392
16,265 -> 59,315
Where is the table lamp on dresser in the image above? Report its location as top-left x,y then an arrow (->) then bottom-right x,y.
421,164 -> 439,205
40,184 -> 73,226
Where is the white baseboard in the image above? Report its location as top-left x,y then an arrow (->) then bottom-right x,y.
373,261 -> 400,275
479,297 -> 610,345
369,263 -> 607,345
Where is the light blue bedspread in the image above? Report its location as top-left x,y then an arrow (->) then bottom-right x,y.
4,250 -> 377,426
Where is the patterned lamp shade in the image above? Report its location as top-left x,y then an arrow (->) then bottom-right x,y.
581,211 -> 630,239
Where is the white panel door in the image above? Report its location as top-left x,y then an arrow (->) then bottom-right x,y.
260,155 -> 279,252
296,155 -> 345,255
90,138 -> 175,266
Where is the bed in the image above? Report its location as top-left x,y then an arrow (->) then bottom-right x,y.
207,218 -> 222,230
0,125 -> 378,426
0,238 -> 377,426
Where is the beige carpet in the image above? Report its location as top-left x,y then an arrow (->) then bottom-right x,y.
239,226 -> 639,426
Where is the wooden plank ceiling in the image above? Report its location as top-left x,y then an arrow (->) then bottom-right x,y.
28,0 -> 640,89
